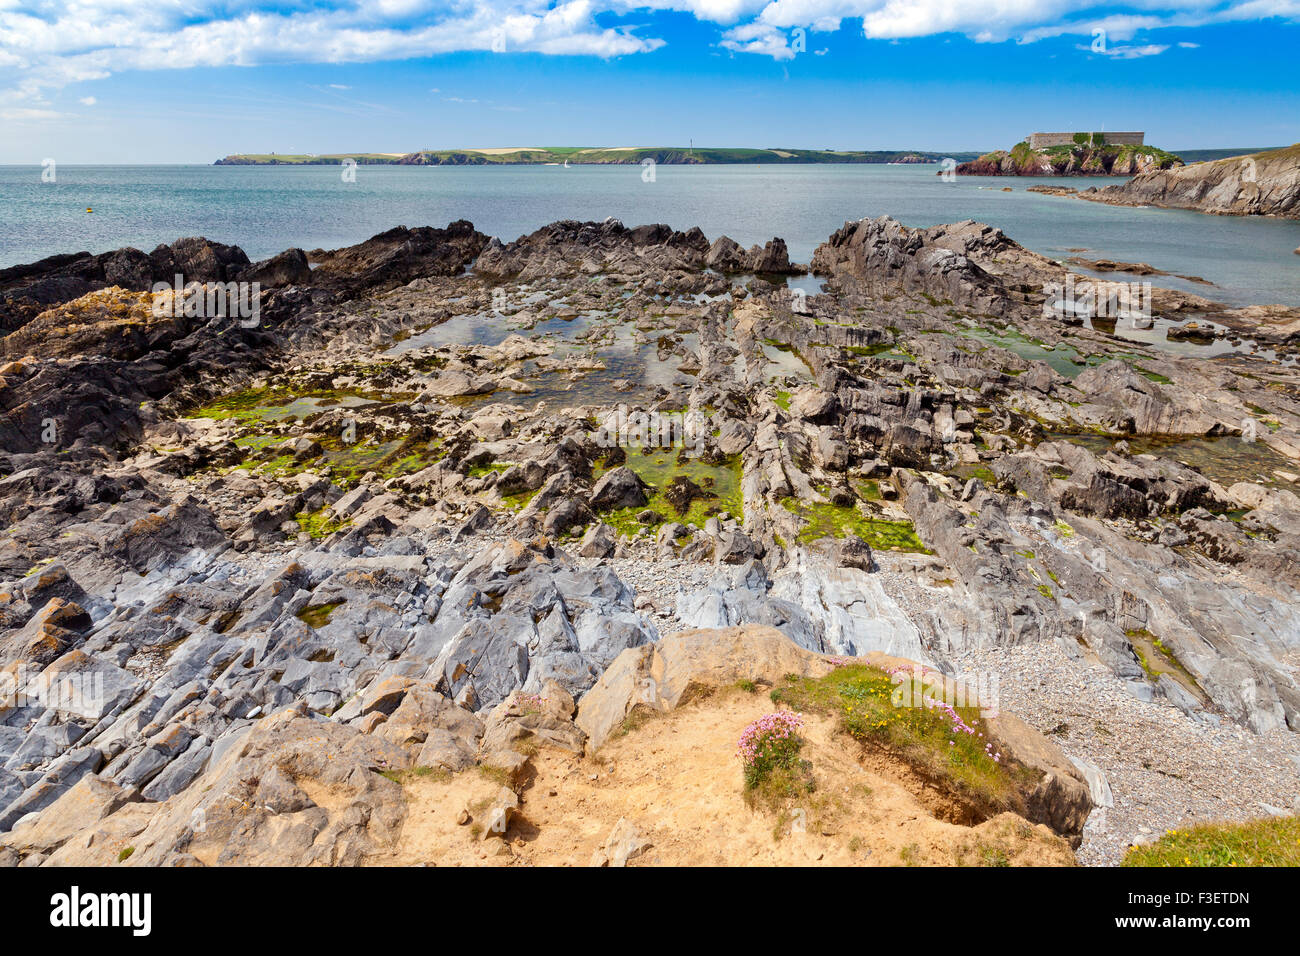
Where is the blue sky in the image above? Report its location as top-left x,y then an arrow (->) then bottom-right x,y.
1,1 -> 1297,162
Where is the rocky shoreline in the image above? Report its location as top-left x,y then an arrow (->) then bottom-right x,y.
1,213 -> 1298,866
1076,143 -> 1300,219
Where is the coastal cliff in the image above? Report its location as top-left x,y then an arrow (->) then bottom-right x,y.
1079,143 -> 1300,219
954,139 -> 1182,177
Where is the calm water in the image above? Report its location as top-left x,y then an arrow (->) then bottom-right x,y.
2,164 -> 1298,306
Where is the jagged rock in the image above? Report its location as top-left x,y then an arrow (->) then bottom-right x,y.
60,707 -> 409,866
0,598 -> 92,669
541,497 -> 590,537
481,681 -> 585,765
235,248 -> 311,287
480,787 -> 520,840
714,529 -> 757,564
0,237 -> 252,334
811,216 -> 1011,315
590,817 -> 651,867
790,387 -> 837,421
475,219 -> 709,281
589,466 -> 648,511
578,522 -> 618,558
427,540 -> 658,711
0,775 -> 140,859
676,553 -> 928,661
455,503 -> 494,539
836,534 -> 876,572
369,681 -> 485,771
704,236 -> 745,272
746,238 -> 796,274
307,222 -> 488,296
0,747 -> 104,832
1067,757 -> 1114,809
715,420 -> 755,455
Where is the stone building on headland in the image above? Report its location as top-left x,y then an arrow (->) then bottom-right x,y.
1027,131 -> 1144,149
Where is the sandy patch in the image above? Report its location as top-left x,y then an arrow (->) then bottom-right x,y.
373,687 -> 1075,867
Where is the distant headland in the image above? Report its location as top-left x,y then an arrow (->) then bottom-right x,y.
213,146 -> 983,166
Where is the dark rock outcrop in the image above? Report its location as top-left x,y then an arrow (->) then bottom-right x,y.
306,221 -> 487,296
0,237 -> 248,335
474,218 -> 710,281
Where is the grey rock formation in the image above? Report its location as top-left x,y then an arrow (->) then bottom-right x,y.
1081,144 -> 1300,219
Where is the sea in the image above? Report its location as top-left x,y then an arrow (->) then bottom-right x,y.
2,163 -> 1298,307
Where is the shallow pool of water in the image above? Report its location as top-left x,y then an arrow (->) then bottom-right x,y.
1060,434 -> 1300,493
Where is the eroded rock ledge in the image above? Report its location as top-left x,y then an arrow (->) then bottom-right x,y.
1,625 -> 1090,866
1078,144 -> 1300,220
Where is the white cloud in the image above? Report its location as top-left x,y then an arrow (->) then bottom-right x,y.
1079,41 -> 1170,57
0,0 -> 1293,100
741,0 -> 1300,54
0,0 -> 665,102
79,95 -> 96,105
613,0 -> 770,24
0,106 -> 63,120
328,83 -> 351,89
720,22 -> 801,58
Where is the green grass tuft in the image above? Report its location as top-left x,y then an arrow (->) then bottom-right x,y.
1122,816 -> 1300,867
772,664 -> 1025,813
